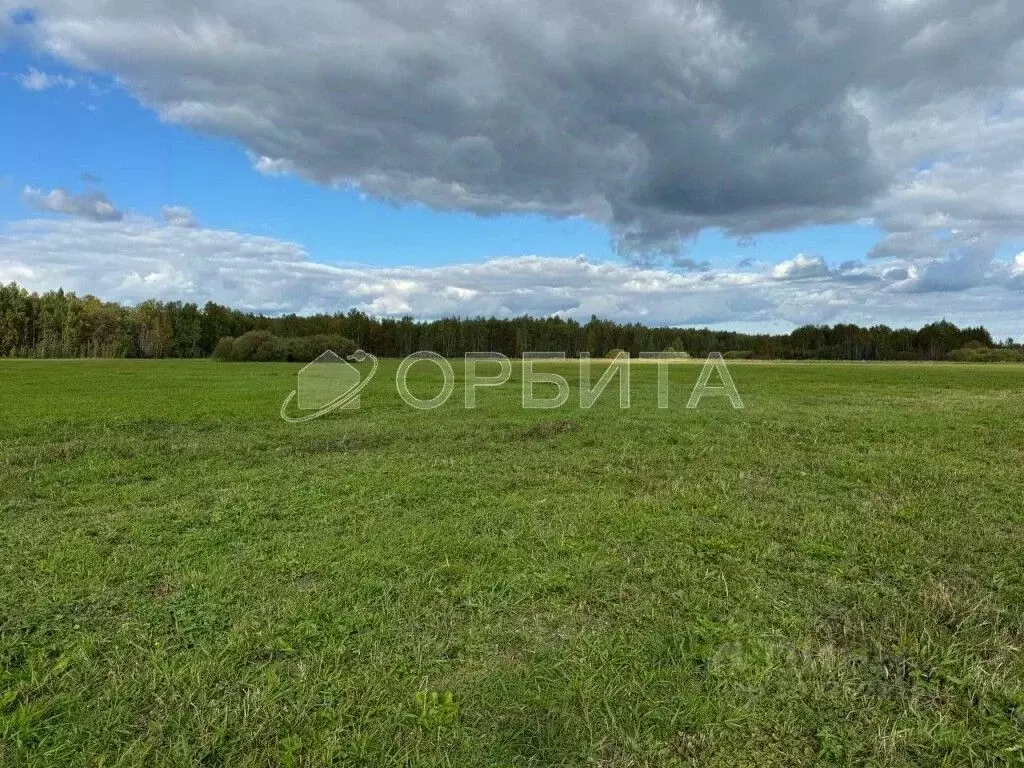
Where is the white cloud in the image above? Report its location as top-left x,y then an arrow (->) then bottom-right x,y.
160,205 -> 197,228
22,186 -> 123,221
772,253 -> 830,280
1,215 -> 1023,337
250,154 -> 294,177
16,67 -> 76,91
894,252 -> 992,293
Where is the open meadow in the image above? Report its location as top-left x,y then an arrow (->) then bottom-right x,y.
1,359 -> 1023,766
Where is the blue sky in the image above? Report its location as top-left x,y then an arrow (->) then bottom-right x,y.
1,45 -> 615,267
0,45 -> 888,270
1,1 -> 1023,336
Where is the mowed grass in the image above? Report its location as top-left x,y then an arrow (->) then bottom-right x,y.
2,358 -> 1023,766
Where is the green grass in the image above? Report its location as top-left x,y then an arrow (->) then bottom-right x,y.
2,358 -> 1023,766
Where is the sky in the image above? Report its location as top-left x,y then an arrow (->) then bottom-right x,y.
1,0 -> 1023,337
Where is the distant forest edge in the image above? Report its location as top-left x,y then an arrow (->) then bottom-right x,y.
1,282 -> 1021,362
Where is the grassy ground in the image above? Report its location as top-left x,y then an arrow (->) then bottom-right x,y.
1,358 -> 1023,766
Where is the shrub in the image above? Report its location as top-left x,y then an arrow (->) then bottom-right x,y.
228,330 -> 284,361
250,334 -> 287,362
605,348 -> 627,358
212,336 -> 236,360
663,338 -> 689,358
285,334 -> 357,362
213,331 -> 358,362
946,346 -> 1024,362
283,335 -> 322,363
214,330 -> 284,361
724,350 -> 755,359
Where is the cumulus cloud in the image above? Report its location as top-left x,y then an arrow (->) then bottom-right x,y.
161,204 -> 197,227
22,185 -> 123,221
883,266 -> 909,283
10,0 -> 1023,260
772,253 -> 830,280
1009,254 -> 1024,292
16,66 -> 76,90
895,251 -> 993,294
1,215 -> 1023,337
250,154 -> 294,177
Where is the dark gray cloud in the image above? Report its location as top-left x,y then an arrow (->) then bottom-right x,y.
672,256 -> 710,272
23,185 -> 122,221
13,0 -> 1022,262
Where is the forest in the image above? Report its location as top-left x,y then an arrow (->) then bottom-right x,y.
0,281 -> 1019,361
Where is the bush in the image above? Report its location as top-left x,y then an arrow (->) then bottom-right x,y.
212,336 -> 236,360
723,350 -> 755,359
946,346 -> 1024,362
228,330 -> 285,361
251,334 -> 287,362
282,335 -> 321,363
605,348 -> 627,359
663,338 -> 689,358
285,334 -> 357,362
212,331 -> 358,362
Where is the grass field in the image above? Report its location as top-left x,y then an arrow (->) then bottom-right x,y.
2,359 -> 1023,766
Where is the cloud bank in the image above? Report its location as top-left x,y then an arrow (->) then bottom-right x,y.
1,215 -> 1022,337
7,0 -> 1023,261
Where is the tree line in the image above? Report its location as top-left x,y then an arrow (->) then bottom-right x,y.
0,281 -> 1019,361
